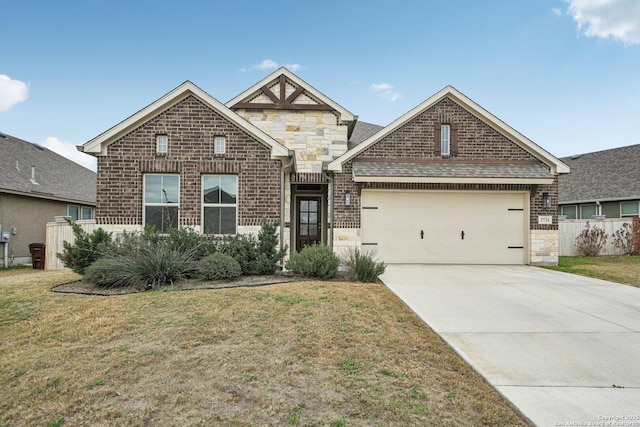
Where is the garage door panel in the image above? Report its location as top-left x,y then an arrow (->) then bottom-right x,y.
361,191 -> 526,265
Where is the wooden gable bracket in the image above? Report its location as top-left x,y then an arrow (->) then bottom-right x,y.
232,75 -> 334,111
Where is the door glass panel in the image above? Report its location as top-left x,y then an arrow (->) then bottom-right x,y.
309,213 -> 317,224
309,225 -> 317,236
309,200 -> 318,211
300,212 -> 308,224
300,224 -> 308,236
300,200 -> 308,212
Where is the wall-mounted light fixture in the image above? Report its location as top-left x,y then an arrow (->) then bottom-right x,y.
542,192 -> 551,208
345,191 -> 351,206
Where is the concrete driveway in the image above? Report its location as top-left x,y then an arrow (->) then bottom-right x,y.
381,265 -> 640,427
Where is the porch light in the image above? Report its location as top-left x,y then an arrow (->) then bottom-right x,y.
345,191 -> 351,206
542,192 -> 551,208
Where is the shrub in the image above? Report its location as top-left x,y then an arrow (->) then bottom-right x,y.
218,234 -> 258,275
342,248 -> 386,282
254,217 -> 287,274
216,217 -> 286,275
285,244 -> 339,279
612,222 -> 640,255
575,221 -> 608,256
166,226 -> 217,260
197,252 -> 242,280
84,240 -> 198,289
57,221 -> 114,275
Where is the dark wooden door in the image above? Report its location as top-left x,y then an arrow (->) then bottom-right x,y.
296,197 -> 322,250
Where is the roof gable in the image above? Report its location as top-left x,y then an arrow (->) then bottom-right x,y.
227,67 -> 355,124
329,86 -> 570,175
82,81 -> 290,159
0,132 -> 96,204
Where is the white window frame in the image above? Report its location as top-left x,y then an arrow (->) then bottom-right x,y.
441,124 -> 450,156
156,134 -> 168,154
214,136 -> 226,154
143,174 -> 179,232
620,201 -> 639,218
202,175 -> 237,235
561,205 -> 577,219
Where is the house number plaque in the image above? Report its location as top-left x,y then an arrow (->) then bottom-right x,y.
538,216 -> 553,225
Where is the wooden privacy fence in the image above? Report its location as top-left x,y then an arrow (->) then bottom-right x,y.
558,218 -> 636,256
45,220 -> 99,270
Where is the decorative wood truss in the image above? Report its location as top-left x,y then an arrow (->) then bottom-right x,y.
230,75 -> 334,111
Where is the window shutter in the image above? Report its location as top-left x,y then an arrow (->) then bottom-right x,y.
434,123 -> 442,156
451,123 -> 459,156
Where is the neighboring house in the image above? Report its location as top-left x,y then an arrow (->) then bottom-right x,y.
80,68 -> 569,266
558,144 -> 640,220
0,132 -> 96,265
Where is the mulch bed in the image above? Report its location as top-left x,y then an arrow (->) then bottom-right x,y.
51,274 -> 303,296
51,272 -> 354,296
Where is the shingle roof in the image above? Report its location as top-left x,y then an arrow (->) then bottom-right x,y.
558,144 -> 640,204
352,161 -> 554,183
348,121 -> 384,150
0,132 -> 96,204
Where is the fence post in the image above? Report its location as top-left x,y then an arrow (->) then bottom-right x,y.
634,217 -> 640,254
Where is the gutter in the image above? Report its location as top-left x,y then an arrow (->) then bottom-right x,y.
280,152 -> 295,268
322,168 -> 334,250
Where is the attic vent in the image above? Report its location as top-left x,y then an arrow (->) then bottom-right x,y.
0,133 -> 7,139
33,143 -> 45,150
570,155 -> 582,160
16,160 -> 19,171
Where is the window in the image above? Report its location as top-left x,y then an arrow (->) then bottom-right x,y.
561,205 -> 577,219
580,204 -> 597,219
156,134 -> 168,154
81,207 -> 93,220
203,175 -> 237,234
68,205 -> 79,221
441,124 -> 450,156
621,201 -> 639,217
144,174 -> 179,232
214,136 -> 226,154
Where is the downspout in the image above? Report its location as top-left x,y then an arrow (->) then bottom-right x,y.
280,153 -> 295,267
323,170 -> 334,250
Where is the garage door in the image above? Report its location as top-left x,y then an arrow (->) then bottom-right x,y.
361,191 -> 527,264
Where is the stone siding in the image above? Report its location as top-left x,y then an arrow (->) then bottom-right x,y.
530,229 -> 559,265
235,109 -> 348,173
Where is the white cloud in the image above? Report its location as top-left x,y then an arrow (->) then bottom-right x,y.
244,59 -> 304,72
41,136 -> 97,171
285,63 -> 302,71
551,7 -> 562,16
0,75 -> 29,112
370,83 -> 400,102
254,59 -> 279,70
566,0 -> 640,45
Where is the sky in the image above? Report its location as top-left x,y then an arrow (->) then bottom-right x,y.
1,0 -> 639,172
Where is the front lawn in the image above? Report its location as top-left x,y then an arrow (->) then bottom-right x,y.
0,270 -> 527,426
547,256 -> 640,287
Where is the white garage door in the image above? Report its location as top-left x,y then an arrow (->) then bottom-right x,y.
361,191 -> 527,264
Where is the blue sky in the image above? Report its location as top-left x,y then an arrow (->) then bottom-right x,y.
1,0 -> 639,171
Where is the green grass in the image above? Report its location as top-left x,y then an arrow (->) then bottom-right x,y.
0,269 -> 527,426
546,256 -> 640,287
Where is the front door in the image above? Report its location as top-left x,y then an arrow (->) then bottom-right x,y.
296,197 -> 322,250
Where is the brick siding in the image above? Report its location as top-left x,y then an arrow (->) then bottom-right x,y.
96,95 -> 281,227
333,97 -> 558,230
